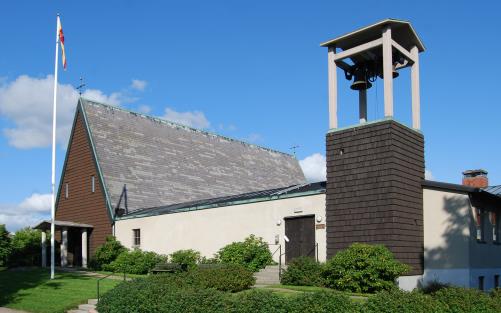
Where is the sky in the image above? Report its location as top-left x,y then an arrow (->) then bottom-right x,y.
0,1 -> 500,232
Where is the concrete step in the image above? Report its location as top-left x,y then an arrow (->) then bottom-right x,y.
88,299 -> 98,305
67,310 -> 88,313
254,265 -> 281,285
78,304 -> 96,311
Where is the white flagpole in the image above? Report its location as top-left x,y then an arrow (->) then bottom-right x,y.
50,14 -> 60,280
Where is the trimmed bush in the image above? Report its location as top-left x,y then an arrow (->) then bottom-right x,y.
104,249 -> 167,274
89,236 -> 126,270
419,279 -> 451,294
323,243 -> 409,293
280,256 -> 324,287
170,249 -> 201,270
217,235 -> 273,272
433,287 -> 499,313
228,289 -> 289,313
288,291 -> 360,313
191,264 -> 255,292
8,227 -> 41,267
365,289 -> 444,313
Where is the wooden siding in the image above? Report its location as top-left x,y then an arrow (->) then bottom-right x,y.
55,110 -> 112,256
326,120 -> 424,275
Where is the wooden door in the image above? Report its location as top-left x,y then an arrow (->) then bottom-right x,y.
285,215 -> 315,263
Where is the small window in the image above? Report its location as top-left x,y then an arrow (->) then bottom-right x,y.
65,183 -> 69,199
476,208 -> 484,242
133,229 -> 141,247
479,276 -> 485,291
91,176 -> 95,193
495,275 -> 500,288
492,212 -> 499,243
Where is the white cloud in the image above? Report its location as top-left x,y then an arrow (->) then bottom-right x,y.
0,193 -> 52,232
299,153 -> 326,182
130,79 -> 147,91
425,169 -> 434,180
0,75 -> 123,149
162,107 -> 210,129
137,104 -> 152,114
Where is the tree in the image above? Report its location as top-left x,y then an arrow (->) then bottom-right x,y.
0,224 -> 11,266
9,227 -> 42,266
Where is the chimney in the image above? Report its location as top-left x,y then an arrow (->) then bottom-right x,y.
462,169 -> 489,188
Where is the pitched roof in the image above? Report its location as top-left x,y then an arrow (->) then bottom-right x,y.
121,181 -> 326,219
485,185 -> 501,197
79,99 -> 306,212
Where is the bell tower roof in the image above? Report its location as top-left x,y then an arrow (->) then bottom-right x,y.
320,18 -> 425,53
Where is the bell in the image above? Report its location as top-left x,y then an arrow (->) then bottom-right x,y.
350,70 -> 372,90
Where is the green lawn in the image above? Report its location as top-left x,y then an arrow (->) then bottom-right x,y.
264,284 -> 371,298
0,268 -> 120,313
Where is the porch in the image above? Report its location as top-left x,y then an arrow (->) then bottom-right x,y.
34,220 -> 93,268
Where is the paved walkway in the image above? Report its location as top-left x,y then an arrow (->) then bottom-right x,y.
0,308 -> 31,313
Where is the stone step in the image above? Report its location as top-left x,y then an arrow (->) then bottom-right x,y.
88,299 -> 98,305
78,304 -> 96,311
67,310 -> 88,313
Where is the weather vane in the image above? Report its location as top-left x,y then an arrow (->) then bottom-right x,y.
76,76 -> 86,96
290,145 -> 300,158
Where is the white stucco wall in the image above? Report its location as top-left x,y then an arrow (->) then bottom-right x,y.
115,193 -> 326,263
400,187 -> 501,291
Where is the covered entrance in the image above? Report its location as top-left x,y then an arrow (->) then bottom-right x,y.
34,220 -> 93,268
284,215 -> 316,263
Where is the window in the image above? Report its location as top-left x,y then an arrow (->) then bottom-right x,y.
479,276 -> 485,291
133,229 -> 141,247
91,176 -> 95,193
65,183 -> 69,199
495,275 -> 500,288
476,208 -> 484,242
492,212 -> 499,243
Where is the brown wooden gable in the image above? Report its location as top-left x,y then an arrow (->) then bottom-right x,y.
55,106 -> 112,255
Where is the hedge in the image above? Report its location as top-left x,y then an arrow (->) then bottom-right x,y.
280,256 -> 324,287
217,235 -> 273,272
190,264 -> 255,292
104,249 -> 167,274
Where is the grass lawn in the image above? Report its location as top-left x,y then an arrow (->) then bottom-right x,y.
257,284 -> 370,302
0,267 -> 120,313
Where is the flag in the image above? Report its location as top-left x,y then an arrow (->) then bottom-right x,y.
57,16 -> 67,70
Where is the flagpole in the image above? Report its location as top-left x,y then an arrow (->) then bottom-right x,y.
50,13 -> 60,280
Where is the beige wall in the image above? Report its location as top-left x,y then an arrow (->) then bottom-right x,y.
115,194 -> 326,263
423,188 -> 471,269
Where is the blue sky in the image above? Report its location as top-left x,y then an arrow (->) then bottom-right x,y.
0,1 -> 500,231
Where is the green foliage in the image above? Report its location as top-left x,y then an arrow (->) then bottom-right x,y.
288,291 -> 360,313
89,236 -> 126,270
190,264 -> 255,292
365,289 -> 445,313
323,243 -> 409,293
419,279 -> 451,294
169,249 -> 201,270
229,289 -> 289,313
280,256 -> 324,287
104,249 -> 167,274
9,228 -> 42,267
0,225 -> 11,266
433,287 -> 500,313
200,255 -> 221,264
217,235 -> 273,272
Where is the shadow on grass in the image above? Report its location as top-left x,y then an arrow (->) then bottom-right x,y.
0,267 -> 92,306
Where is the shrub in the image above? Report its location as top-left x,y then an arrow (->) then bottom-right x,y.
200,255 -> 220,264
419,279 -> 451,294
170,249 -> 201,270
104,249 -> 167,274
228,289 -> 289,313
191,264 -> 255,292
90,236 -> 126,270
217,235 -> 273,272
323,243 -> 409,293
433,287 -> 499,313
365,289 -> 444,313
280,256 -> 324,287
0,225 -> 11,266
288,291 -> 360,313
8,227 -> 41,267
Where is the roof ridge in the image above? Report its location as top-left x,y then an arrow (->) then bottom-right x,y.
79,97 -> 295,158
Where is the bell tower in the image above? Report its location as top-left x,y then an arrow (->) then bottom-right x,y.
322,19 -> 425,275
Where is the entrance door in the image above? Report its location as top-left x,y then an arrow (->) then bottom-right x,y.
285,215 -> 315,263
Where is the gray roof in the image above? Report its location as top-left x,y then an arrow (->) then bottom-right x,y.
80,99 -> 306,212
121,181 -> 326,219
485,185 -> 501,196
